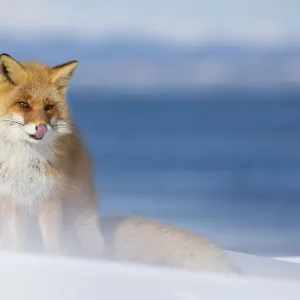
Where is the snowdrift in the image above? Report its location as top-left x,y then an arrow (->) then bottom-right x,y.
0,250 -> 299,300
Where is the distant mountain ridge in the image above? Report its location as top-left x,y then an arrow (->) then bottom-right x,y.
1,37 -> 300,87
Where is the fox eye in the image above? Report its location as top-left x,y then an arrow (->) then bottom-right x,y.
19,102 -> 30,109
45,105 -> 54,111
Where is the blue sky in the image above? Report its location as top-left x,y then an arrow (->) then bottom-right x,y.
1,0 -> 298,44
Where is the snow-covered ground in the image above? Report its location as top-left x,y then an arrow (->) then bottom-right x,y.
1,250 -> 300,300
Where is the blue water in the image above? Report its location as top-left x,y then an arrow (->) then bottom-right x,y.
69,88 -> 300,256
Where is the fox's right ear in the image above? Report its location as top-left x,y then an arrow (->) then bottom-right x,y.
0,54 -> 27,87
50,60 -> 79,95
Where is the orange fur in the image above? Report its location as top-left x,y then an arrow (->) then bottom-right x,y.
0,54 -> 104,256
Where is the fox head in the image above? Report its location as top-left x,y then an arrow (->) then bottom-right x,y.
0,54 -> 78,144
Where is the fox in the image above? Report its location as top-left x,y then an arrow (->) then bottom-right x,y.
0,53 -> 104,256
0,53 -> 237,274
101,216 -> 238,274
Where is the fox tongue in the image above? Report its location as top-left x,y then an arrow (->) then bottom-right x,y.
35,124 -> 47,138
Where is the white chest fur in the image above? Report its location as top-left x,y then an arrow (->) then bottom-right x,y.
0,141 -> 55,209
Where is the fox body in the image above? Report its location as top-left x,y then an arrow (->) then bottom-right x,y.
0,54 -> 104,255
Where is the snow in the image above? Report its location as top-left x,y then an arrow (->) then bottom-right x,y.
274,257 -> 300,264
228,251 -> 300,279
0,250 -> 300,300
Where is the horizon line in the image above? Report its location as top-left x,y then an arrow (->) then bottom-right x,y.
1,30 -> 299,47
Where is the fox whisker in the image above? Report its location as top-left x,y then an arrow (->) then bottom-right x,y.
1,119 -> 24,126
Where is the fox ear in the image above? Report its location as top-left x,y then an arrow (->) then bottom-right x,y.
51,60 -> 79,95
0,54 -> 27,87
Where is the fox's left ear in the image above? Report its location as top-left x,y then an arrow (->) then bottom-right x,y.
0,54 -> 27,88
50,60 -> 79,95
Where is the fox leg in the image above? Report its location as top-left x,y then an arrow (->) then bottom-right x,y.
73,208 -> 105,257
38,197 -> 63,255
0,200 -> 28,252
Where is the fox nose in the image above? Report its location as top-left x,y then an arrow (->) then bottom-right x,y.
35,123 -> 48,139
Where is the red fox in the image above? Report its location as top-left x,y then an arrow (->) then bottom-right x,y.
0,54 -> 236,274
0,53 -> 104,256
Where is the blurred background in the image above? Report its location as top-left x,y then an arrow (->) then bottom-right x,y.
2,0 -> 300,256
